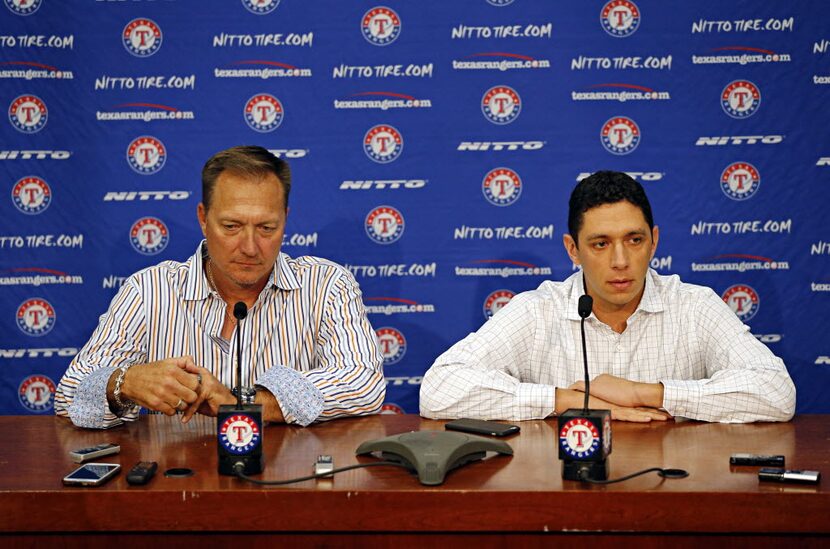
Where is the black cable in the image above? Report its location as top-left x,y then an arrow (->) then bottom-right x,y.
234,461 -> 412,486
579,467 -> 688,485
580,315 -> 590,412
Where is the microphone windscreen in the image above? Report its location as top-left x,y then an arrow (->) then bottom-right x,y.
233,301 -> 248,320
578,295 -> 593,319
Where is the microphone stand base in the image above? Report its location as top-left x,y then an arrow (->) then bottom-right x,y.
562,458 -> 609,481
219,454 -> 264,476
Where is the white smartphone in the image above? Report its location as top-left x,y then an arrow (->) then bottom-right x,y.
63,463 -> 121,486
69,442 -> 120,463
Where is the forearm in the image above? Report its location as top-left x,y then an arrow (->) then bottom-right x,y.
555,387 -> 671,423
307,366 -> 386,421
554,387 -> 646,415
635,381 -> 664,409
57,364 -> 139,428
255,366 -> 323,426
554,388 -> 612,414
56,345 -> 134,422
661,369 -> 795,422
569,375 -> 665,409
420,364 -> 555,421
255,389 -> 285,423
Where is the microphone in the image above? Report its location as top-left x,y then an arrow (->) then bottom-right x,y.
577,295 -> 592,413
218,301 -> 265,476
233,302 -> 247,409
557,293 -> 612,481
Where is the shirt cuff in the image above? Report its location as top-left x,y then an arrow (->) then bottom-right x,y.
256,366 -> 324,426
659,379 -> 701,419
514,383 -> 556,420
68,367 -> 136,429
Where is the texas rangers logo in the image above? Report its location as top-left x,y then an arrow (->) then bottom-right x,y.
9,94 -> 47,133
560,418 -> 601,459
122,18 -> 163,57
364,125 -> 404,163
483,289 -> 515,319
242,0 -> 280,15
219,414 -> 262,455
365,206 -> 405,244
16,298 -> 56,336
130,217 -> 169,255
482,167 -> 522,206
380,403 -> 405,414
722,284 -> 760,322
601,1 -> 640,37
721,80 -> 761,119
12,176 -> 51,214
376,327 -> 407,365
18,375 -> 55,413
127,136 -> 166,175
362,6 -> 401,46
481,86 -> 521,125
4,0 -> 41,16
720,162 -> 760,200
600,116 -> 640,155
244,94 -> 284,132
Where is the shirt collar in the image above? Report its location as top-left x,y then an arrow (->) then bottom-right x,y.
565,268 -> 663,321
182,242 -> 211,301
273,252 -> 302,291
565,271 -> 588,321
182,241 -> 301,301
637,269 -> 664,314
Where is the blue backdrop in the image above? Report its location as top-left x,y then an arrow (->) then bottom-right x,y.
1,0 -> 828,416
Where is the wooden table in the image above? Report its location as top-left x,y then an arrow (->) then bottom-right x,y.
1,414 -> 828,547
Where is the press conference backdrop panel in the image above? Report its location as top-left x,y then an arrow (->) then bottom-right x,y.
1,0 -> 828,416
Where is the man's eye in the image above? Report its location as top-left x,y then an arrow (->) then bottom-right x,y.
593,241 -> 607,249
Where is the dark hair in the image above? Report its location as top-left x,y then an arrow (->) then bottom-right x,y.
201,145 -> 291,210
567,171 -> 654,243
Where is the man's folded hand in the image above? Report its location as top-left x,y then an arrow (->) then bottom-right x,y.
569,373 -> 666,410
115,356 -> 201,416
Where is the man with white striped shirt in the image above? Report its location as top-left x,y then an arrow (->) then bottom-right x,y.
420,171 -> 795,423
56,146 -> 385,428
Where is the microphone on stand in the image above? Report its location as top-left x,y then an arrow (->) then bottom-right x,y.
557,294 -> 612,481
217,301 -> 264,476
578,295 -> 592,414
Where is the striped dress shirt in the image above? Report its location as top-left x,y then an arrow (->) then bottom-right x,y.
420,270 -> 796,423
55,242 -> 385,428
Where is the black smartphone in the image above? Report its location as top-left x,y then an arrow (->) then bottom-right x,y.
63,463 -> 121,486
445,418 -> 520,437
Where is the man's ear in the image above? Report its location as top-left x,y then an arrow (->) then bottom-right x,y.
197,203 -> 207,236
649,225 -> 659,260
563,233 -> 580,266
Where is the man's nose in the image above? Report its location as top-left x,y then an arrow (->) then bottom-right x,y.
239,228 -> 257,256
610,243 -> 628,269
